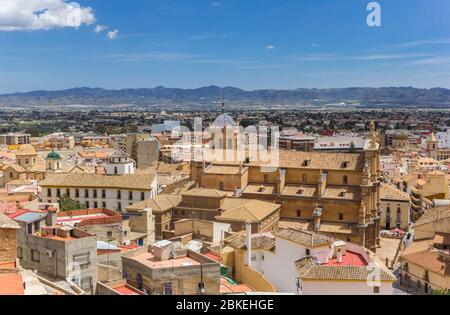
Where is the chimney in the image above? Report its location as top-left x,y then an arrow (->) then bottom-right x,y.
46,209 -> 57,226
245,221 -> 252,267
337,249 -> 343,264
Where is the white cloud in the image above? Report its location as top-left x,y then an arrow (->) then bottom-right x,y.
312,43 -> 318,47
266,45 -> 275,50
107,29 -> 119,40
395,38 -> 450,48
103,52 -> 194,62
94,24 -> 108,33
0,0 -> 95,31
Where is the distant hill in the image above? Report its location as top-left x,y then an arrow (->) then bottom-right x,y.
1,86 -> 450,107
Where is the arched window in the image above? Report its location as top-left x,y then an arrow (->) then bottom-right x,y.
219,182 -> 225,191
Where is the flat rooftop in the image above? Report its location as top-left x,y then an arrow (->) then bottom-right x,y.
57,212 -> 110,226
322,251 -> 367,267
0,274 -> 24,295
130,252 -> 201,269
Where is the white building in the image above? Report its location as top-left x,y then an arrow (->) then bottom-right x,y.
105,150 -> 135,175
39,173 -> 158,212
436,129 -> 450,149
245,229 -> 331,293
228,226 -> 396,295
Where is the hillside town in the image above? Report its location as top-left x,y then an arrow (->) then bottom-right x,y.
1,108 -> 449,296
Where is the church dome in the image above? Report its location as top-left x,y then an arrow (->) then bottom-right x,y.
212,113 -> 236,129
46,150 -> 62,160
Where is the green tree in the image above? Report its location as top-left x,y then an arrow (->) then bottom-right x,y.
25,127 -> 41,137
58,194 -> 87,212
432,288 -> 450,295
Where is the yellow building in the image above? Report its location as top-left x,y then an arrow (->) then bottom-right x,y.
126,188 -> 281,240
191,122 -> 383,251
380,183 -> 411,230
400,205 -> 450,294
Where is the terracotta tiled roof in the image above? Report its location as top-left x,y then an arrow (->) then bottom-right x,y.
126,194 -> 182,213
204,165 -> 245,175
224,232 -> 276,252
401,239 -> 450,276
15,144 -> 37,156
278,220 -> 355,235
249,150 -> 365,171
322,186 -> 361,201
274,228 -> 331,248
39,173 -> 156,190
414,206 -> 450,228
182,188 -> 228,198
217,198 -> 280,222
380,183 -> 410,202
243,184 -> 276,195
296,257 -> 397,281
3,164 -> 27,173
281,185 -> 317,198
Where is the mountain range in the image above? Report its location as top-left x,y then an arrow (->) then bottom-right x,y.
1,86 -> 450,108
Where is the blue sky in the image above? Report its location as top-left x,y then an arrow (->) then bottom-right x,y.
1,0 -> 450,93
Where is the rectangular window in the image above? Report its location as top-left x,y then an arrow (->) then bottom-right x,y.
373,286 -> 380,294
141,192 -> 145,201
56,189 -> 61,198
93,190 -> 98,198
297,210 -> 301,217
47,188 -> 52,197
75,189 -> 80,198
339,213 -> 344,221
117,190 -> 121,199
102,202 -> 106,208
80,277 -> 92,290
66,189 -> 70,197
17,247 -> 23,259
102,190 -> 106,198
73,253 -> 90,265
31,249 -> 40,262
129,191 -> 133,200
94,201 -> 98,209
86,201 -> 90,208
84,189 -> 89,198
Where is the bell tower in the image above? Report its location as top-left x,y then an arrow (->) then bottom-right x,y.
427,133 -> 438,160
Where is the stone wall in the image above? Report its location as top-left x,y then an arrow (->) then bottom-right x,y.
0,229 -> 17,262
